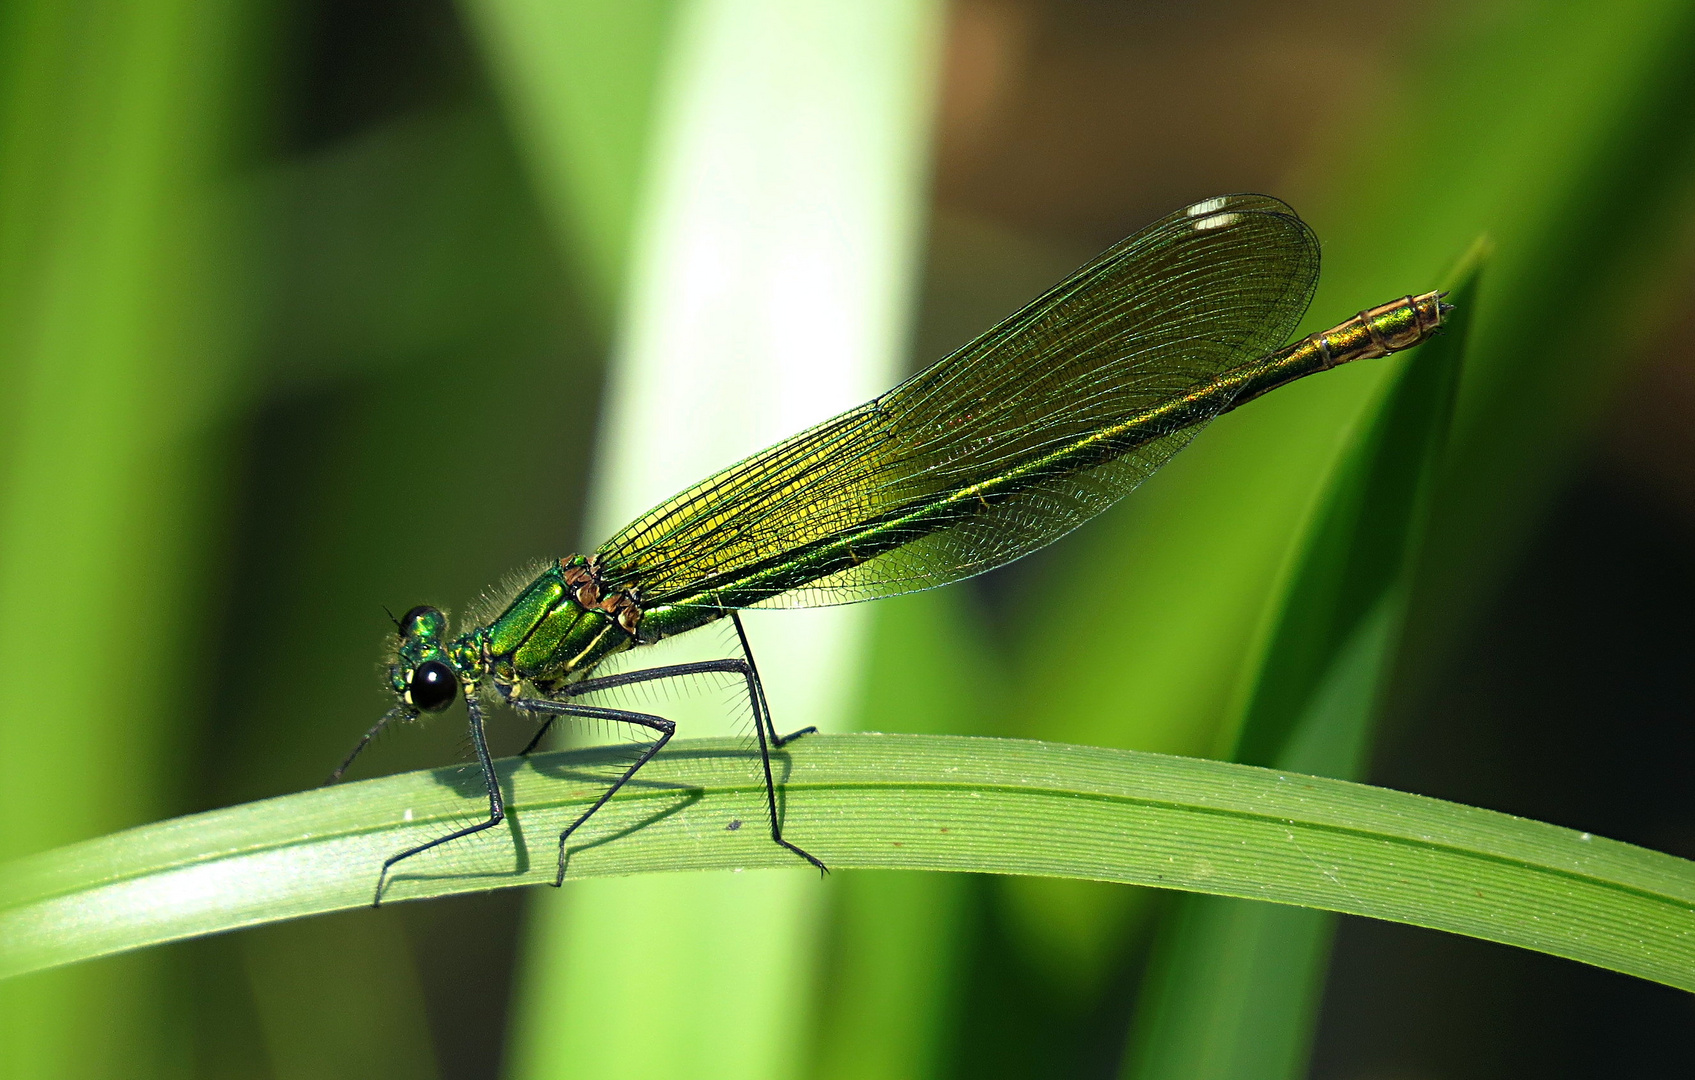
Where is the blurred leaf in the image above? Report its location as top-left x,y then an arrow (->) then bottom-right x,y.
209,100 -> 591,1080
1120,269 -> 1477,1080
1222,270 -> 1475,771
1305,0 -> 1695,686
991,0 -> 1695,1031
811,588 -> 1001,1080
4,732 -> 1693,993
488,3 -> 943,1079
0,0 -> 269,1075
458,0 -> 677,318
243,913 -> 441,1080
254,106 -> 575,395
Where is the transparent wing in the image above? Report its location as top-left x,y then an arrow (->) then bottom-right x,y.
594,194 -> 1319,609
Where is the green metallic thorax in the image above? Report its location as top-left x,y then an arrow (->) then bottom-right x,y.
448,563 -> 635,694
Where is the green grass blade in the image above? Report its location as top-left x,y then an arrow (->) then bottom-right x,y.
1122,896 -> 1342,1080
216,102 -> 589,1080
1224,267 -> 1477,770
491,4 -> 942,1078
1316,0 -> 1695,685
991,0 -> 1695,1040
811,589 -> 999,1080
0,0 -> 264,1075
3,732 -> 1691,992
457,0 -> 677,319
1120,269 -> 1478,1080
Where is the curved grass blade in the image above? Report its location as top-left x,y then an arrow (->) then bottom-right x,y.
2,732 -> 1691,991
1121,263 -> 1480,1080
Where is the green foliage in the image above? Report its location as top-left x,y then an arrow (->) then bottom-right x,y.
1120,263 -> 1476,1080
4,0 -> 1695,1076
6,732 -> 1693,993
0,1 -> 267,1075
974,1 -> 1695,1072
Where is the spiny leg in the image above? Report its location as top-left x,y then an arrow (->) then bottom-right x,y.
515,615 -> 807,757
506,697 -> 674,886
513,655 -> 827,875
720,647 -> 828,875
727,613 -> 822,870
517,712 -> 556,757
730,610 -> 815,748
372,693 -> 504,906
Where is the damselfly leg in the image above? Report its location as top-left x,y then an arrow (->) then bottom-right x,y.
508,695 -> 675,886
514,612 -> 823,883
372,693 -> 504,906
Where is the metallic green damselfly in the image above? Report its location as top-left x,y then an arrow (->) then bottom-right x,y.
334,193 -> 1450,903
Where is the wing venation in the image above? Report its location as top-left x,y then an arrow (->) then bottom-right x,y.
595,194 -> 1320,609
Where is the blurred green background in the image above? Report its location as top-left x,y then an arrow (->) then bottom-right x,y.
2,0 -> 1694,1077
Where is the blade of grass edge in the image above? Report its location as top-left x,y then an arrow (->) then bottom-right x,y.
1120,263 -> 1477,1080
810,589 -> 1002,1080
2,730 -> 1692,992
494,4 -> 941,1079
0,0 -> 263,1076
992,0 -> 1695,1008
456,0 -> 677,323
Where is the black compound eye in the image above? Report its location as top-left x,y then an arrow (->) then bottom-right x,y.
409,660 -> 458,712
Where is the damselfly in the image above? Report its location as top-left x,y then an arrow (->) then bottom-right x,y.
332,193 -> 1450,903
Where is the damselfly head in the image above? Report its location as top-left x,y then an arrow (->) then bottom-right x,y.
390,605 -> 458,713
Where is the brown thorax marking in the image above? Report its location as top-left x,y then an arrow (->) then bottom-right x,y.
562,555 -> 645,635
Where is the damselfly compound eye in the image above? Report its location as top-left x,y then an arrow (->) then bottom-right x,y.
409,660 -> 457,712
